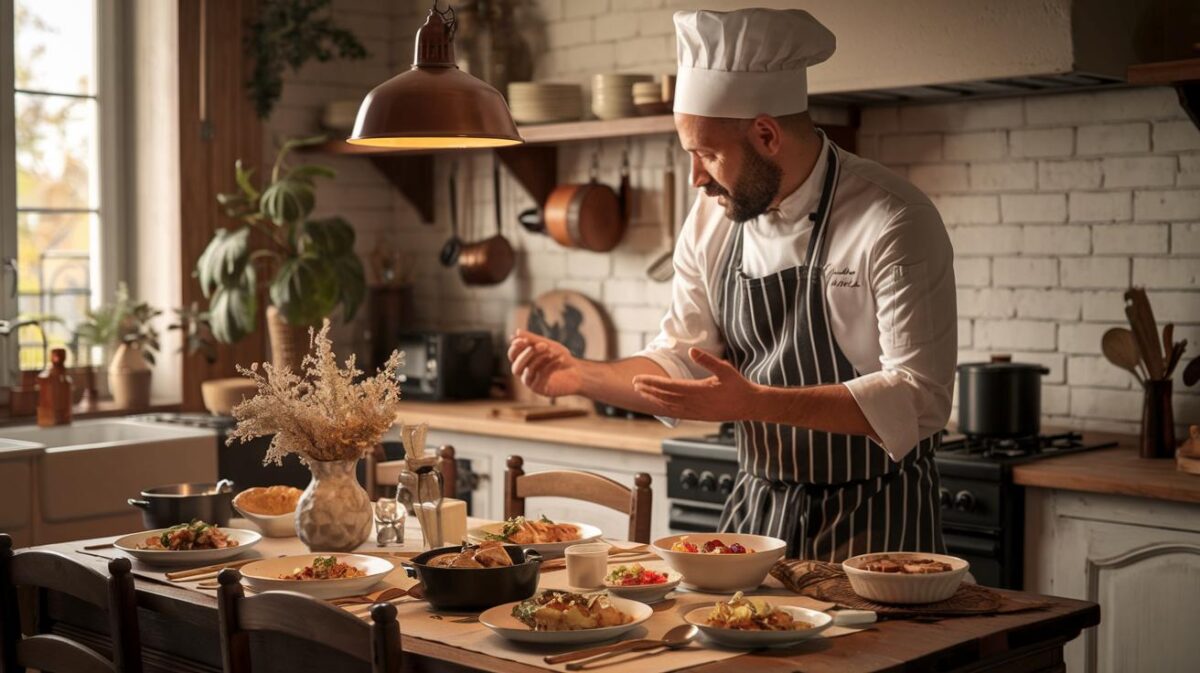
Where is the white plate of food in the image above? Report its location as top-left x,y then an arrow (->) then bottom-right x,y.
601,564 -> 681,604
684,592 -> 832,648
467,516 -> 602,557
651,533 -> 787,592
232,485 -> 303,537
114,521 -> 260,566
238,553 -> 394,599
479,590 -> 652,645
842,552 -> 969,604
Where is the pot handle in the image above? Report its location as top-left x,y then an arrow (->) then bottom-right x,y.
127,498 -> 150,510
618,150 -> 630,224
404,565 -> 418,579
518,207 -> 545,233
523,548 -> 543,565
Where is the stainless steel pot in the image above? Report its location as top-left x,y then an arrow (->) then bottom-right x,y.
127,480 -> 235,529
957,355 -> 1049,438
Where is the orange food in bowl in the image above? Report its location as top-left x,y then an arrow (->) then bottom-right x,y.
235,486 -> 302,515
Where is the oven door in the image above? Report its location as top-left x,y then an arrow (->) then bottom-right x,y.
667,501 -> 723,535
942,530 -> 1011,588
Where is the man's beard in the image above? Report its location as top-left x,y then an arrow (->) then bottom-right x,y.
703,140 -> 783,223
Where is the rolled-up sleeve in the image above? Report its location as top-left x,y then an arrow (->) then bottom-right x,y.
636,200 -> 726,383
843,204 -> 956,462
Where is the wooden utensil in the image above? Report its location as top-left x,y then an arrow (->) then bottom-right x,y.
1185,356 -> 1200,387
166,557 -> 259,581
1166,340 -> 1187,378
489,405 -> 589,421
1163,323 -> 1174,364
647,147 -> 676,282
1101,328 -> 1145,383
1125,288 -> 1164,379
330,586 -> 409,606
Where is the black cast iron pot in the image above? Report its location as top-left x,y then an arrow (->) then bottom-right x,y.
957,355 -> 1049,438
127,480 -> 235,529
406,544 -> 542,611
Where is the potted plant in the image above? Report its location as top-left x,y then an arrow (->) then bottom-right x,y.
198,135 -> 366,372
226,320 -> 403,551
74,283 -> 161,410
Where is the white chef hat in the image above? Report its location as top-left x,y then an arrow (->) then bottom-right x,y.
673,8 -> 836,119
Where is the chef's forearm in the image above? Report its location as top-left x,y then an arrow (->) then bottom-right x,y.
752,383 -> 882,442
577,356 -> 673,415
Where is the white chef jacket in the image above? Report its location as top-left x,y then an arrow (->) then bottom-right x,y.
637,138 -> 957,462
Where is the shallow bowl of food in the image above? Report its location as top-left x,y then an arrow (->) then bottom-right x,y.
114,523 -> 259,566
684,601 -> 832,648
651,533 -> 787,592
602,564 -> 681,604
466,516 -> 602,558
407,543 -> 542,611
479,591 -> 652,645
842,552 -> 969,604
232,486 -> 302,537
239,553 -> 393,599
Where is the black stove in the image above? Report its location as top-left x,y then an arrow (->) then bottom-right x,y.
662,424 -> 1116,589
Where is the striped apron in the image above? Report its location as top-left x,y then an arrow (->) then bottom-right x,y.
715,142 -> 946,561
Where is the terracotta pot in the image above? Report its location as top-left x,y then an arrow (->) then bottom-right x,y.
266,305 -> 310,373
200,377 -> 258,415
296,459 -> 373,552
108,343 -> 152,409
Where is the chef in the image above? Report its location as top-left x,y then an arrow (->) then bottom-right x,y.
508,8 -> 956,561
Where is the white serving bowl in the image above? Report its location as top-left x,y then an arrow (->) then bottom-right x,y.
684,604 -> 832,648
842,552 -> 969,604
232,488 -> 300,538
651,534 -> 787,593
603,569 -> 681,604
239,553 -> 394,599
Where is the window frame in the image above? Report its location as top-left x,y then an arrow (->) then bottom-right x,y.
0,0 -> 126,383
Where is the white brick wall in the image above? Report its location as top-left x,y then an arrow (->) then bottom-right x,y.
275,2 -> 1200,437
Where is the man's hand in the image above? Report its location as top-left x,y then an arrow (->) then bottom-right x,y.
631,348 -> 760,421
508,329 -> 583,398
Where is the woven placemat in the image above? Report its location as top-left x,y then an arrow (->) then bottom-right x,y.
770,559 -> 1051,619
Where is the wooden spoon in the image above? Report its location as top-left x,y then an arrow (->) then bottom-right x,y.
1125,289 -> 1164,379
330,586 -> 410,606
1101,328 -> 1145,383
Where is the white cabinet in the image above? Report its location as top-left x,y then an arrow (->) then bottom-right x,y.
422,429 -> 670,541
0,454 -> 34,547
1025,489 -> 1200,673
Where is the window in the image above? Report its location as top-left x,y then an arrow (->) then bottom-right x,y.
2,0 -> 119,376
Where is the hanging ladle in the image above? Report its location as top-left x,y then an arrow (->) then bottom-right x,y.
439,161 -> 462,267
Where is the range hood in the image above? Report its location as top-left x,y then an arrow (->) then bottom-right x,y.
773,0 -> 1179,105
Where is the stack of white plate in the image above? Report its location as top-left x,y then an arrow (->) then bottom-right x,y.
592,73 -> 652,120
631,81 -> 671,115
507,82 -> 584,124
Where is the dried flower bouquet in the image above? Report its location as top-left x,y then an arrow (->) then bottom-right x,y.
227,320 -> 403,464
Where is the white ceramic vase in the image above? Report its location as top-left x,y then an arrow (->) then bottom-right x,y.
296,459 -> 372,552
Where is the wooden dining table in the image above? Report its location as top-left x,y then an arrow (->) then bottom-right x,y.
25,518 -> 1099,673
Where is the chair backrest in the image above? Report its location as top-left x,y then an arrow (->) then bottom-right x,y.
0,534 -> 142,673
503,456 -> 653,543
216,569 -> 401,673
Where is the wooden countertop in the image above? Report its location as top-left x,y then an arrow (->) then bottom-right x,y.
394,399 -> 719,454
1013,432 -> 1200,505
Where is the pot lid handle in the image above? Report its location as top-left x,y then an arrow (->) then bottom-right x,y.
990,354 -> 1012,363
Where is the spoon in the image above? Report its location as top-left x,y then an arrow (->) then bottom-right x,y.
1101,327 -> 1144,383
330,586 -> 409,606
549,624 -> 697,669
439,162 -> 462,267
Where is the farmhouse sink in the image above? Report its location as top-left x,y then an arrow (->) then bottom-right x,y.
0,419 -> 219,543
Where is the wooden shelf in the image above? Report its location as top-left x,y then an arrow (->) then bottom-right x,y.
1127,57 -> 1200,86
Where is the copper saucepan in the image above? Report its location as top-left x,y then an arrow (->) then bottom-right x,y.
518,152 -> 629,252
459,156 -> 515,286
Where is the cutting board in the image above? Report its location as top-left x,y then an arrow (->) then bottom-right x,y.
508,290 -> 612,409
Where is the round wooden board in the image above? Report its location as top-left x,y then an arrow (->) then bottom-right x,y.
508,290 -> 612,407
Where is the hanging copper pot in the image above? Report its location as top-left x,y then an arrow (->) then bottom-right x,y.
518,152 -> 629,252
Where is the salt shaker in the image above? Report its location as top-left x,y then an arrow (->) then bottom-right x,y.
374,495 -> 405,546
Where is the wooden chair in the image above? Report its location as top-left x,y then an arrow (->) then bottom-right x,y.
504,456 -> 653,543
371,445 -> 458,500
216,568 -> 401,673
0,534 -> 142,673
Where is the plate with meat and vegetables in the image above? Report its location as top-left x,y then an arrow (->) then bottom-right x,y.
113,520 -> 260,566
684,592 -> 832,648
479,589 -> 652,644
467,515 -> 602,557
238,553 -> 395,599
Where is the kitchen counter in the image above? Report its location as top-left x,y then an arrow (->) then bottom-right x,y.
394,399 -> 719,454
1013,432 -> 1200,505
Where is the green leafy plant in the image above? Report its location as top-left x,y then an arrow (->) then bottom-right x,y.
198,135 -> 366,344
247,0 -> 369,118
167,302 -> 218,364
74,282 -> 162,365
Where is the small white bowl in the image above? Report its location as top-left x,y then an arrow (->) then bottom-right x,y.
603,570 -> 681,604
842,552 -> 969,604
232,488 -> 300,538
239,553 -> 394,599
651,534 -> 787,593
684,604 -> 832,648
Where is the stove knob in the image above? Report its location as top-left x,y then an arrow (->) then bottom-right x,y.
699,471 -> 717,492
953,490 -> 976,512
939,488 -> 952,509
680,469 -> 699,490
718,474 -> 735,495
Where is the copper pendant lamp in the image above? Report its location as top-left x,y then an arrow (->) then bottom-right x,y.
348,3 -> 522,149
